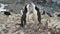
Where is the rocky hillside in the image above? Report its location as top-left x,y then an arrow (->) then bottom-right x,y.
0,0 -> 60,34
0,10 -> 60,34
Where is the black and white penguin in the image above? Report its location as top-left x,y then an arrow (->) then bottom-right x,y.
20,4 -> 30,27
30,3 -> 41,24
35,6 -> 41,24
20,3 -> 41,27
42,10 -> 52,17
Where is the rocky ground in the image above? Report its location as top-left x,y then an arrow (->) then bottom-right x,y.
0,11 -> 60,34
0,0 -> 60,34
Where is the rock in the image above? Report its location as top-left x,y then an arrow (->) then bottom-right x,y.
47,17 -> 60,29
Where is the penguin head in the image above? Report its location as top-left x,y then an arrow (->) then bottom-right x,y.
30,3 -> 35,8
24,3 -> 36,12
27,3 -> 36,12
26,4 -> 33,12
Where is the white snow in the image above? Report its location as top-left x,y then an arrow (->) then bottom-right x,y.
0,3 -> 8,12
